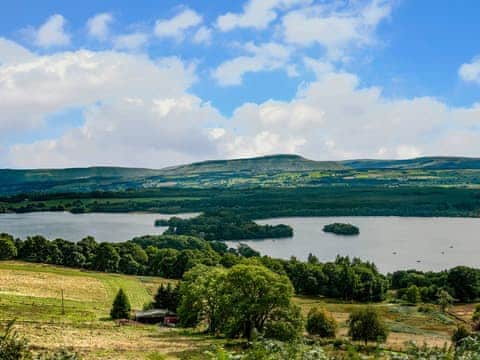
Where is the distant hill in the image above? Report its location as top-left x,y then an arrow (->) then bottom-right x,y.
342,157 -> 480,170
2,154 -> 480,194
162,154 -> 346,175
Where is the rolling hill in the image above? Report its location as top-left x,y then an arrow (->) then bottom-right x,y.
2,154 -> 480,194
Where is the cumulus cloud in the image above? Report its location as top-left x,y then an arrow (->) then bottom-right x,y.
87,13 -> 114,41
212,42 -> 293,86
9,96 -> 223,168
154,9 -> 202,41
193,26 -> 212,44
3,46 -> 225,168
31,14 -> 71,48
0,38 -> 35,65
113,32 -> 149,50
459,56 -> 480,84
217,71 -> 480,160
282,0 -> 393,57
0,47 -> 196,133
217,0 -> 311,31
3,35 -> 480,168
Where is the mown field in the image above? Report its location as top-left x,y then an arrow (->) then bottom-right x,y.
0,261 -> 472,359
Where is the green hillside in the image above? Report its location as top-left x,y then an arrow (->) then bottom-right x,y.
3,154 -> 480,194
161,154 -> 346,175
342,156 -> 480,170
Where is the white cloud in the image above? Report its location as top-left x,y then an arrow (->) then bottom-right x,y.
0,48 -> 196,133
459,56 -> 480,84
218,71 -> 480,160
282,0 -> 393,57
0,38 -> 35,65
193,26 -> 212,44
212,42 -> 293,86
87,13 -> 114,41
32,14 -> 71,48
154,9 -> 202,41
9,96 -> 222,168
113,32 -> 149,50
217,0 -> 311,31
2,46 -> 225,168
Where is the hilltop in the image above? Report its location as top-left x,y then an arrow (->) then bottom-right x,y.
2,154 -> 480,194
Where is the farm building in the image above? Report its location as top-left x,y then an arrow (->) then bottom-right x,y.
134,309 -> 178,326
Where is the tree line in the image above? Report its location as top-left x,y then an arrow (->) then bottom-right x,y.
390,267 -> 480,303
1,231 -> 479,304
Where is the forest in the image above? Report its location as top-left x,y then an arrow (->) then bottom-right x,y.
2,185 -> 480,219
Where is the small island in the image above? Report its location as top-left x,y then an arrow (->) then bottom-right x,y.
323,223 -> 359,235
155,210 -> 293,241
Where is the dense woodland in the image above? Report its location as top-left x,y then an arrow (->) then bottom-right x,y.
2,186 -> 480,219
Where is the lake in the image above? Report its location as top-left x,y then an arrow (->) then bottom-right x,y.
1,212 -> 479,272
230,217 -> 480,273
0,212 -> 196,243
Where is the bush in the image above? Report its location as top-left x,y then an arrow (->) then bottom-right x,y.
348,307 -> 388,345
405,285 -> 421,304
452,325 -> 471,346
110,289 -> 131,320
0,320 -> 31,360
306,307 -> 337,338
472,304 -> 480,322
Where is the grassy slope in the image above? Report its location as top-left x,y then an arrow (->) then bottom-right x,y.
4,155 -> 480,194
0,262 -> 469,359
0,261 -> 219,360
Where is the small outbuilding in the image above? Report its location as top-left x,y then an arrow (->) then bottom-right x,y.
134,309 -> 178,326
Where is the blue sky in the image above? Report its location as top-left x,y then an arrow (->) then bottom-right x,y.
0,0 -> 479,168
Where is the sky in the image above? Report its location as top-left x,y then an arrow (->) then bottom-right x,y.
0,0 -> 479,169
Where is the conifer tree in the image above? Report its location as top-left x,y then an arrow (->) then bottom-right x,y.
110,289 -> 131,319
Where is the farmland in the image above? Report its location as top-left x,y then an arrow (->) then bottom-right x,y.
0,261 -> 474,359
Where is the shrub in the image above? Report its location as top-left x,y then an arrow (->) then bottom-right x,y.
306,307 -> 337,338
452,325 -> 471,346
0,234 -> 17,260
0,320 -> 31,360
472,304 -> 480,322
110,289 -> 131,319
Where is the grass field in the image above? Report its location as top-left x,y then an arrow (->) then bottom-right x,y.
0,261 -> 220,359
0,261 -> 468,359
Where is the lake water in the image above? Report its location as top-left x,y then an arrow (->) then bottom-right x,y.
1,213 -> 479,272
0,212 -> 195,243
229,217 -> 480,273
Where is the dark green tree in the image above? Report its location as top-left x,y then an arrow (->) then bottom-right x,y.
447,266 -> 480,302
0,234 -> 17,260
92,243 -> 120,272
348,307 -> 388,345
154,283 -> 180,311
405,285 -> 421,304
110,289 -> 131,319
